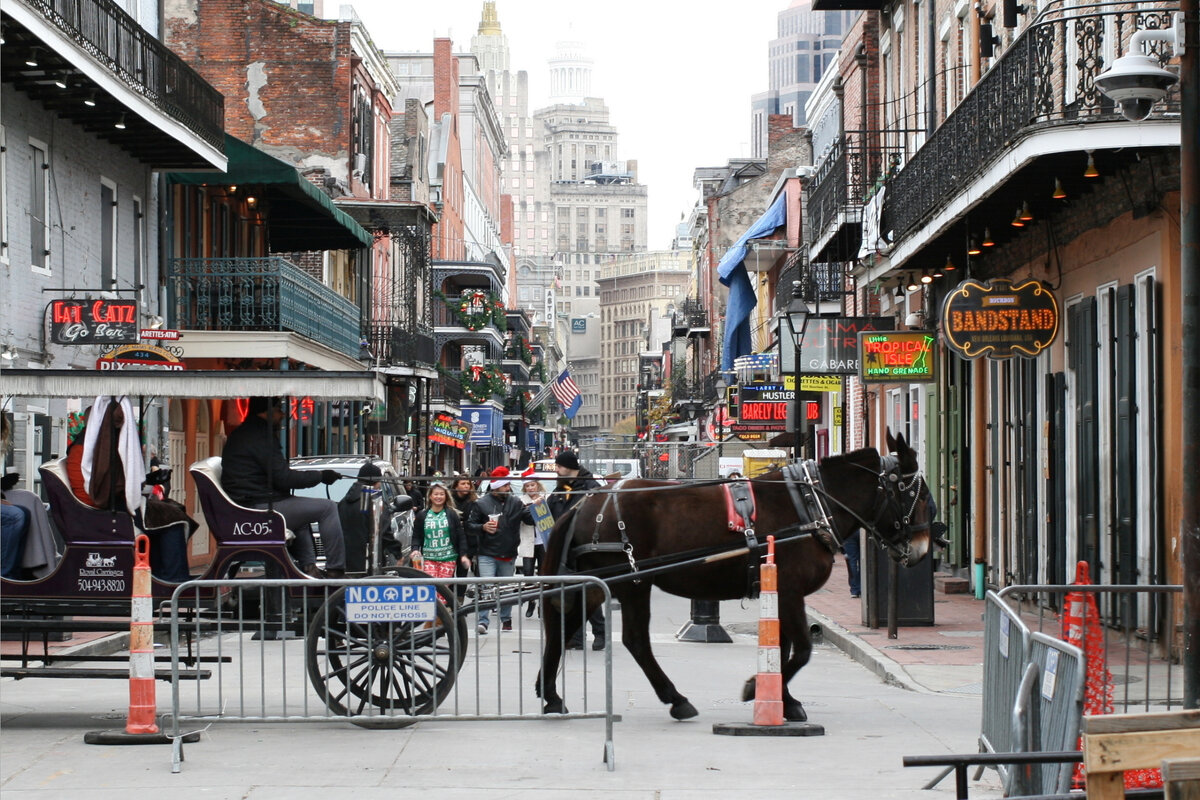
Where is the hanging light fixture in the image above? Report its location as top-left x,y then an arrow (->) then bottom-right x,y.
53,72 -> 68,89
982,227 -> 995,247
25,47 -> 40,68
1052,178 -> 1067,199
1019,201 -> 1034,222
1084,150 -> 1100,178
1011,208 -> 1025,228
945,254 -> 957,272
967,239 -> 982,256
920,270 -> 934,285
894,281 -> 905,299
83,91 -> 97,107
114,112 -> 127,130
932,263 -> 945,279
906,272 -> 920,291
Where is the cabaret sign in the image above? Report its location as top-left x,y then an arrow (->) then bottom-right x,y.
797,316 -> 895,375
47,299 -> 139,344
859,331 -> 936,383
941,279 -> 1059,360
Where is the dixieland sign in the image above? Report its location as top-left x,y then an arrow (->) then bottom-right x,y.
941,279 -> 1060,359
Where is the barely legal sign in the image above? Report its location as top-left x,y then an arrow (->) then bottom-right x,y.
941,279 -> 1059,359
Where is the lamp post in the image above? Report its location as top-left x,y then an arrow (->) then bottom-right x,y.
1095,10 -> 1197,706
783,281 -> 812,462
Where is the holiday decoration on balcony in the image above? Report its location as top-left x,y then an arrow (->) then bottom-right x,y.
460,364 -> 507,403
434,289 -> 508,332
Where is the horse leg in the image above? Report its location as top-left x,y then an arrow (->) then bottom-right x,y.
619,586 -> 697,720
741,597 -> 812,722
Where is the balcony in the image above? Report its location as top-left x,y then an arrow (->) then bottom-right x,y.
429,371 -> 463,407
367,323 -> 435,367
2,0 -> 224,168
884,0 -> 1180,252
671,298 -> 710,338
777,250 -> 846,311
807,134 -> 895,264
433,291 -> 506,356
168,257 -> 361,358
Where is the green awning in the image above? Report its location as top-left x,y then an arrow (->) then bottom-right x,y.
166,135 -> 372,250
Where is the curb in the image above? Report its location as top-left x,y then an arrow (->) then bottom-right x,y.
806,607 -> 929,694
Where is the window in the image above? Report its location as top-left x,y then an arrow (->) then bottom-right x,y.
29,139 -> 49,273
101,178 -> 117,288
621,208 -> 635,219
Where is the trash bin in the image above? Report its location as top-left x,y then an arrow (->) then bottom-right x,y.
861,536 -> 935,628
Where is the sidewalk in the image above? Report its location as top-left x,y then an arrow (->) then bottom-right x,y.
805,555 -> 987,697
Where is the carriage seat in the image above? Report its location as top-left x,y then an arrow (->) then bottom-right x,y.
188,457 -> 291,547
39,458 -> 137,545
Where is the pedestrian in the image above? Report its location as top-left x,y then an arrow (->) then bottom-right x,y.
518,474 -> 550,617
411,482 -> 471,580
548,450 -> 606,650
220,396 -> 346,579
841,529 -> 862,599
465,466 -> 534,634
1,413 -> 29,581
337,461 -> 383,574
402,476 -> 425,512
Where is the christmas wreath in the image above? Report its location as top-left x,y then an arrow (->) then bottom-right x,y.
435,289 -> 508,332
461,364 -> 508,403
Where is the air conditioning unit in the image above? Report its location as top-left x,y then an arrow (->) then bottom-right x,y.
353,153 -> 367,175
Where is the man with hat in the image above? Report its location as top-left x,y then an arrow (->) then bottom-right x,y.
548,451 -> 606,650
338,461 -> 384,573
465,466 -> 534,634
221,397 -> 347,579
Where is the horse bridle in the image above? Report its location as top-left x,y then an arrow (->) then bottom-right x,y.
785,455 -> 929,566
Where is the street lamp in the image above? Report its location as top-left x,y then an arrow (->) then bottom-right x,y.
783,281 -> 812,459
1095,10 -> 1196,707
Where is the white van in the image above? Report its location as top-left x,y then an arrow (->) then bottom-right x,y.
586,458 -> 643,480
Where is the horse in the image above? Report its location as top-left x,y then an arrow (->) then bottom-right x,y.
535,429 -> 933,722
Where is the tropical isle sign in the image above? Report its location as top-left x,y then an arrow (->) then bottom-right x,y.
941,279 -> 1059,359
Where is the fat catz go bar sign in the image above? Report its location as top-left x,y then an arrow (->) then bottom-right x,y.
47,299 -> 139,344
941,279 -> 1059,360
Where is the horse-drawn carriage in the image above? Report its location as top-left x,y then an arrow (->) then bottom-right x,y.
3,367 -> 934,723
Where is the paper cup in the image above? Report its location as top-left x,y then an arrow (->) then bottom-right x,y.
488,513 -> 501,523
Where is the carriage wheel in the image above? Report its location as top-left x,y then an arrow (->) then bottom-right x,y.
305,576 -> 466,717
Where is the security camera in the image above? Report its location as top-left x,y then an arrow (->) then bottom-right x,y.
1094,53 -> 1178,121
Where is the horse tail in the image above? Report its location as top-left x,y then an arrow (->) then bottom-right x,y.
540,504 -> 580,577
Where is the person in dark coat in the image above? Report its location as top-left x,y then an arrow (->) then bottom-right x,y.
338,461 -> 384,574
221,396 -> 345,578
548,451 -> 606,649
464,466 -> 534,634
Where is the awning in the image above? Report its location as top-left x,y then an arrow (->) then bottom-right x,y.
166,135 -> 372,251
1,369 -> 384,402
334,198 -> 438,233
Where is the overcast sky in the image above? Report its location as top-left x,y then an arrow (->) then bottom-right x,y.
341,0 -> 787,249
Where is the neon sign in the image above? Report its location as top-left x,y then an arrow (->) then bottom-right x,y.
858,331 -> 936,383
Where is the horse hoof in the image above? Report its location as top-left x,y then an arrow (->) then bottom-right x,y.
785,703 -> 808,722
670,701 -> 699,720
741,677 -> 756,702
543,701 -> 568,715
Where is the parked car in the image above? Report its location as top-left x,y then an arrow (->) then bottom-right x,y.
289,455 -> 413,571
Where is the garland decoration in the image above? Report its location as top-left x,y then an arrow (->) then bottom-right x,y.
461,364 -> 507,403
434,289 -> 508,332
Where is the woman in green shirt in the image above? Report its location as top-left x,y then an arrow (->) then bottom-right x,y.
411,482 -> 471,579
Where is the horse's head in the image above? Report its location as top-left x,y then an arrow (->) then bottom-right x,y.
876,429 -> 933,566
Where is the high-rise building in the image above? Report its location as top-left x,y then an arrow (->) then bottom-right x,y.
749,1 -> 858,158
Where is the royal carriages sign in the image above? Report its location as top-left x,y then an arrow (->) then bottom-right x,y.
941,279 -> 1059,360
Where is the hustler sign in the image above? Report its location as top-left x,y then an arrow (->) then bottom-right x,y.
941,279 -> 1059,360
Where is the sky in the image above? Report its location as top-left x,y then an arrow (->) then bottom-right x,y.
340,0 -> 788,250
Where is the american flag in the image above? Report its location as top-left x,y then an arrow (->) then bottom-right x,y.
550,368 -> 583,419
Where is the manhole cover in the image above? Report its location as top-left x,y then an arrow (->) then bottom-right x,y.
884,644 -> 971,651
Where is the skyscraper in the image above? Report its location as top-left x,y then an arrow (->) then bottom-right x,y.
749,1 -> 858,158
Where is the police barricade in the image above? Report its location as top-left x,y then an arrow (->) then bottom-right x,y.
1007,631 -> 1086,796
165,574 -> 615,772
980,589 -> 1032,778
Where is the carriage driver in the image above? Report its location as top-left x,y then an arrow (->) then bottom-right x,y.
548,451 -> 606,650
220,397 -> 346,579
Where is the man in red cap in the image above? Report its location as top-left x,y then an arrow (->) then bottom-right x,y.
465,466 -> 534,633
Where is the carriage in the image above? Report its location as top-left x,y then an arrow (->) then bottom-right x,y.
2,368 -> 932,723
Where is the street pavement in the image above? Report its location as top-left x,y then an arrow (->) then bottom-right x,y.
0,558 -> 1004,799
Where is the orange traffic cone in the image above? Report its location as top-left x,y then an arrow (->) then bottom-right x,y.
713,535 -> 824,737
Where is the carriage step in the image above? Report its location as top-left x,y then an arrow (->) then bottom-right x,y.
1,667 -> 211,681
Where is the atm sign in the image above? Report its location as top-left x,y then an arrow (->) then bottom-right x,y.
858,331 -> 936,383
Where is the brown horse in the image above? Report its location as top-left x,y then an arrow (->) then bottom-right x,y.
535,430 -> 933,721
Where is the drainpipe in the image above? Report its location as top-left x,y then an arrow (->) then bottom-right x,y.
927,0 -> 938,137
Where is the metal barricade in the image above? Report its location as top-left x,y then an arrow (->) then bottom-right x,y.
165,574 -> 616,772
981,590 -> 1032,775
1008,632 -> 1086,796
996,584 -> 1183,714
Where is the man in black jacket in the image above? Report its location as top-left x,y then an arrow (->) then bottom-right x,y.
221,397 -> 346,578
465,466 -> 533,634
549,451 -> 606,649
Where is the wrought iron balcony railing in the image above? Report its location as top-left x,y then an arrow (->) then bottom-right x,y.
776,250 -> 845,310
168,257 -> 361,358
22,0 -> 224,151
367,323 -> 435,367
671,298 -> 709,336
806,134 -> 901,249
885,0 -> 1180,243
430,371 -> 462,406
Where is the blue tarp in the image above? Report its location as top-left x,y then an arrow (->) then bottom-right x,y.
717,192 -> 788,370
